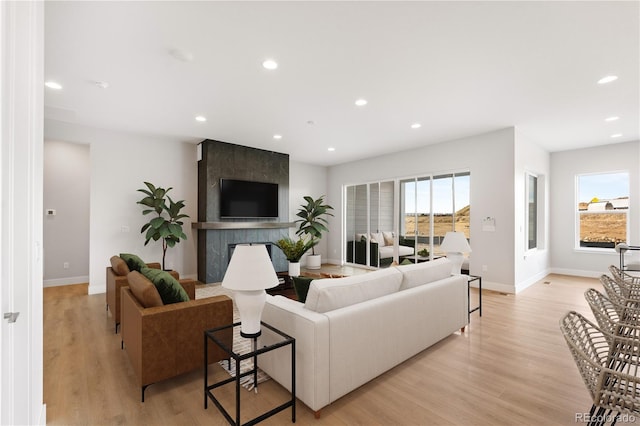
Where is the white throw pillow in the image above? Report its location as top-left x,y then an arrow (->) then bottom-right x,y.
383,231 -> 395,246
355,233 -> 368,242
370,232 -> 385,247
396,257 -> 453,290
304,267 -> 402,313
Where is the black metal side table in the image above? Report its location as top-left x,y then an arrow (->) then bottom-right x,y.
466,275 -> 482,323
204,321 -> 296,426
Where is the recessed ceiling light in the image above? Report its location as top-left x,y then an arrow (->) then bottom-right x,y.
273,134 -> 282,140
91,80 -> 109,89
605,116 -> 620,122
598,75 -> 618,84
262,59 -> 278,70
169,48 -> 194,63
355,99 -> 368,107
328,147 -> 336,152
45,81 -> 62,90
611,133 -> 623,138
195,116 -> 207,122
411,123 -> 422,129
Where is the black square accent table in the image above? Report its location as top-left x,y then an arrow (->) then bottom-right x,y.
204,321 -> 296,426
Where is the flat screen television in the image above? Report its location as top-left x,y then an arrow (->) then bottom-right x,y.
220,178 -> 279,218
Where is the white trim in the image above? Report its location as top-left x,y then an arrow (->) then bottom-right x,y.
43,276 -> 89,288
515,268 -> 550,293
549,267 -> 603,279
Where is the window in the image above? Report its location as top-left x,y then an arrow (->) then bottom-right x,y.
576,171 -> 629,249
401,171 -> 470,257
526,173 -> 538,250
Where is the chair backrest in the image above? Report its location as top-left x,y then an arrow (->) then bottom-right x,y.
609,264 -> 640,286
600,274 -> 640,305
585,288 -> 640,338
559,311 -> 609,401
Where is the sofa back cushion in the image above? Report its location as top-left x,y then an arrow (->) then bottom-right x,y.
140,267 -> 190,304
127,271 -> 164,308
396,257 -> 453,290
304,267 -> 402,313
110,255 -> 130,276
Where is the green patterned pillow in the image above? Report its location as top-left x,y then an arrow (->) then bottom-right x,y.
400,258 -> 413,265
292,276 -> 320,303
119,253 -> 146,272
140,267 -> 190,304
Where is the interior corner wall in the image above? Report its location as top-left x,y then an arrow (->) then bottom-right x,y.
43,140 -> 90,286
44,119 -> 199,294
550,140 -> 640,277
327,128 -> 517,293
289,160 -> 329,264
514,130 -> 551,291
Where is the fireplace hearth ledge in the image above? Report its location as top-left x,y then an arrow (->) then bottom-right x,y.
192,222 -> 295,230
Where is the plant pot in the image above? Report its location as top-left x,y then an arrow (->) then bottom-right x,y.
306,254 -> 321,270
288,261 -> 301,277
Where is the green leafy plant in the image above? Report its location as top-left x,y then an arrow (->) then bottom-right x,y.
418,248 -> 430,257
295,195 -> 334,255
137,182 -> 189,270
274,237 -> 315,262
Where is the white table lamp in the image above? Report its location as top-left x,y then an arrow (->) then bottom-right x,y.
222,244 -> 279,338
440,231 -> 472,275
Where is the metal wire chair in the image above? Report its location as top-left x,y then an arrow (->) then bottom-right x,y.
585,288 -> 640,339
560,311 -> 640,425
609,265 -> 640,286
601,274 -> 640,306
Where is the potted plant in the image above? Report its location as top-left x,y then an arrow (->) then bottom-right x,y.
274,237 -> 315,277
137,182 -> 189,270
295,195 -> 334,269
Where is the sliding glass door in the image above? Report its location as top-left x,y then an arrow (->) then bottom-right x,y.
345,181 -> 395,267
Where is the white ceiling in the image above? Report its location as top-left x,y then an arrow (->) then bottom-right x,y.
44,1 -> 639,166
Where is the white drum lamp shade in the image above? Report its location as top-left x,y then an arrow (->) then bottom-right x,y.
440,231 -> 472,275
222,244 -> 279,338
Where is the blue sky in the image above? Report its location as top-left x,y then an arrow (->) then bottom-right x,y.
404,175 -> 470,214
578,172 -> 629,203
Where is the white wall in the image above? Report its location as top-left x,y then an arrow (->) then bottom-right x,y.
44,120 -> 199,294
550,140 -> 640,276
43,140 -> 90,286
289,160 -> 329,265
514,129 -> 551,291
328,128 -> 519,293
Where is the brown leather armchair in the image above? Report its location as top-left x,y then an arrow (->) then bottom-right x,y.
106,256 -> 178,333
120,275 -> 233,401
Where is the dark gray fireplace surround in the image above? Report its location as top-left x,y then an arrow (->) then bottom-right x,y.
194,140 -> 292,283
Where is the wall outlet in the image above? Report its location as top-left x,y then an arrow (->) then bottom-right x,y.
63,262 -> 69,269
482,264 -> 488,272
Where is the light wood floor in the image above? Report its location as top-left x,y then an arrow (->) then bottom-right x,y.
43,273 -> 633,425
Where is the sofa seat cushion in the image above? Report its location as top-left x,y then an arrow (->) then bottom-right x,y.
140,267 -> 190,304
110,255 -> 130,276
304,267 -> 402,313
120,253 -> 147,272
379,244 -> 414,259
395,257 -> 453,290
127,271 -> 164,308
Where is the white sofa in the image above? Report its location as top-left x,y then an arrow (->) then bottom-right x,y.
258,258 -> 468,417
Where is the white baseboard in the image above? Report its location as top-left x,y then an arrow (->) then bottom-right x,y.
549,267 -> 602,279
37,404 -> 46,425
515,268 -> 551,293
479,279 -> 516,294
89,284 -> 105,295
43,275 -> 89,287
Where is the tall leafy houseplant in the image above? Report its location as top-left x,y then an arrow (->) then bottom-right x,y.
274,236 -> 315,277
295,195 -> 334,269
137,182 -> 189,270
